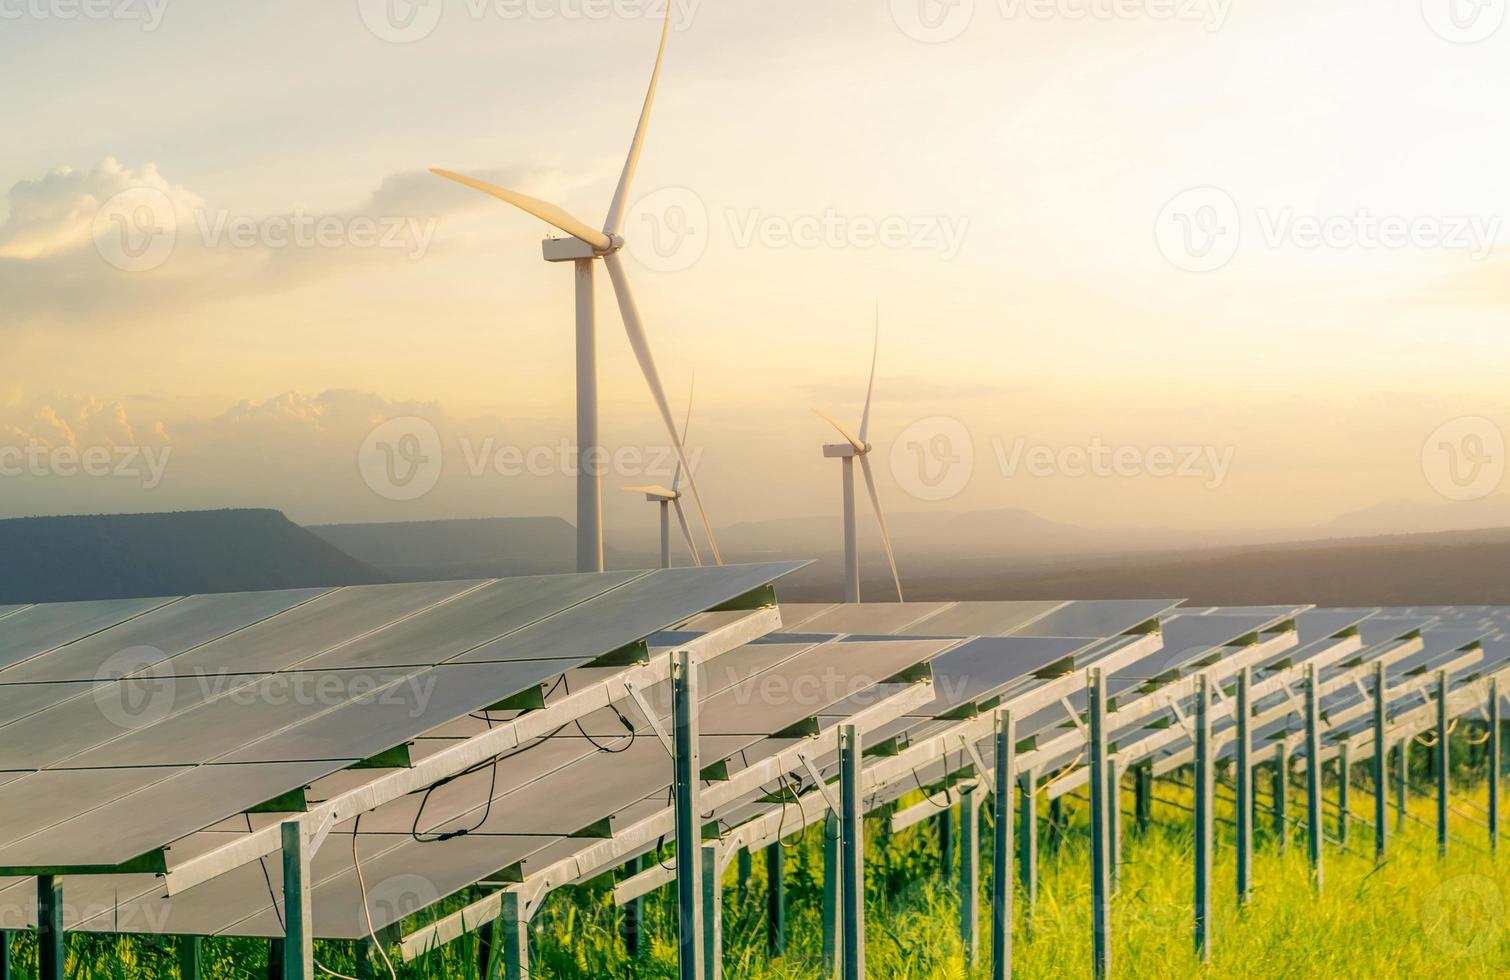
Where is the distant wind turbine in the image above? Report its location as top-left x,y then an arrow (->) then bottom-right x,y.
624,379 -> 702,569
816,318 -> 903,603
431,8 -> 720,573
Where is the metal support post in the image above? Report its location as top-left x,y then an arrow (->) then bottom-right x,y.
992,710 -> 1016,980
673,650 -> 705,980
839,725 -> 865,980
1194,674 -> 1213,962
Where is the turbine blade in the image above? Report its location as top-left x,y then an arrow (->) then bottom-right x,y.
814,410 -> 865,453
602,6 -> 674,237
430,169 -> 612,251
602,252 -> 723,564
672,497 -> 703,567
859,305 -> 879,445
672,374 -> 694,494
859,454 -> 904,602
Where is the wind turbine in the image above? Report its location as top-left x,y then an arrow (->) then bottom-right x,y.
624,380 -> 702,569
431,9 -> 721,573
816,322 -> 903,604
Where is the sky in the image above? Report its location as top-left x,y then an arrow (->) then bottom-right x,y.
2,0 -> 1509,536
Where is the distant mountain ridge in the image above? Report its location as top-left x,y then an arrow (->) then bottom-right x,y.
6,502 -> 1510,608
309,516 -> 632,580
0,509 -> 388,604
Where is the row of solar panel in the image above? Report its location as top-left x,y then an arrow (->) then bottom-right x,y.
0,573 -> 1504,951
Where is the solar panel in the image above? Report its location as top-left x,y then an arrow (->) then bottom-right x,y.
1294,608 -> 1373,644
0,589 -> 333,685
0,562 -> 802,875
0,762 -> 338,871
898,636 -> 1096,718
904,601 -> 1067,637
1012,599 -> 1176,639
46,631 -> 943,939
0,596 -> 178,673
289,572 -> 645,670
782,602 -> 957,635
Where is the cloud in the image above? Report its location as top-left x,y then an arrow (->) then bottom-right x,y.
0,392 -> 170,451
178,389 -> 447,452
0,157 -> 579,330
0,158 -> 201,261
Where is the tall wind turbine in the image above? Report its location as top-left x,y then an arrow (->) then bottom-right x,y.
624,380 -> 702,569
431,9 -> 720,573
816,322 -> 903,604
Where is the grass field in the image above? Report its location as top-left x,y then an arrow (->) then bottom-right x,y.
16,762 -> 1510,979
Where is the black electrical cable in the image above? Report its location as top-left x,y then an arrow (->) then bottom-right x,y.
412,710 -> 501,843
561,674 -> 638,753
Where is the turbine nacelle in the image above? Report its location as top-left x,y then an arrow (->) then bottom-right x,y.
542,234 -> 626,263
627,484 -> 679,503
822,442 -> 871,459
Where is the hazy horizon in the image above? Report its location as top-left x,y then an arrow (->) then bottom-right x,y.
4,2 -> 1507,534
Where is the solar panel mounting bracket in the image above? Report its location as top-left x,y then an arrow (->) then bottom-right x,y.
623,676 -> 676,758
959,736 -> 991,794
797,749 -> 840,813
1058,695 -> 1088,737
306,810 -> 338,859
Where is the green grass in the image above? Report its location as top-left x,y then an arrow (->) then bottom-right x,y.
17,765 -> 1510,978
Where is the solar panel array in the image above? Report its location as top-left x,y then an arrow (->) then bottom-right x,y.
0,581 -> 1505,969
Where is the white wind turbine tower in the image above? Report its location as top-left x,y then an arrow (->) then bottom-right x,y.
624,380 -> 702,569
816,321 -> 903,604
431,9 -> 720,573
